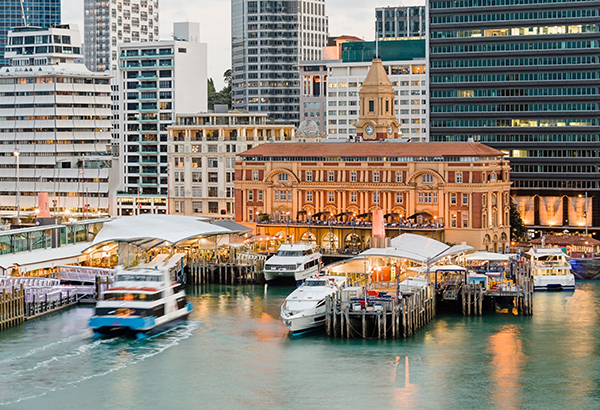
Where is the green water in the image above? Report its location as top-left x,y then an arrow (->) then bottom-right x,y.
1,282 -> 599,410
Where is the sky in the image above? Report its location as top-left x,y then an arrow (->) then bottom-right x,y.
63,0 -> 423,90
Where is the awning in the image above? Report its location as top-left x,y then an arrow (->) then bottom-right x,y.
407,211 -> 432,220
0,243 -> 91,274
384,212 -> 399,218
464,251 -> 513,261
357,212 -> 372,218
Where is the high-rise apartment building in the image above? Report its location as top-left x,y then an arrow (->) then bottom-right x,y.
376,5 -> 426,41
429,0 -> 600,233
0,0 -> 61,66
0,25 -> 117,221
116,29 -> 207,216
83,0 -> 159,72
231,0 -> 329,124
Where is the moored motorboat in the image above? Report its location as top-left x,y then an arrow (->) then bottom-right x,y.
281,275 -> 346,335
264,243 -> 321,284
88,266 -> 193,338
527,248 -> 575,291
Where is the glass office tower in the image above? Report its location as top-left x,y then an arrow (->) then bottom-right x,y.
231,0 -> 328,124
0,0 -> 61,66
429,0 -> 600,233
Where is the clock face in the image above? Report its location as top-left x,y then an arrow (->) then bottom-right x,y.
365,125 -> 375,135
388,125 -> 393,135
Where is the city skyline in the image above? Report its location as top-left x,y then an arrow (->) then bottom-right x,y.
63,0 -> 425,90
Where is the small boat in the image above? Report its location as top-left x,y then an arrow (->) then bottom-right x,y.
281,275 -> 346,335
264,243 -> 322,284
527,248 -> 575,291
88,266 -> 193,338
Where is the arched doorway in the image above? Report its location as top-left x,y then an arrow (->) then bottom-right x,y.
344,232 -> 362,250
322,232 -> 339,251
301,231 -> 316,245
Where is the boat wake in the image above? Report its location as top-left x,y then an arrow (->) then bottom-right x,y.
0,321 -> 199,406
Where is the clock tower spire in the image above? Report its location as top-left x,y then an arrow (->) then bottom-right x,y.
354,58 -> 400,141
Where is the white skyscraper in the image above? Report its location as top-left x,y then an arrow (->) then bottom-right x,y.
83,0 -> 160,72
0,25 -> 117,222
116,24 -> 207,216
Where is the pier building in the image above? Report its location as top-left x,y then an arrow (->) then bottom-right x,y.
0,24 -> 117,223
235,59 -> 511,252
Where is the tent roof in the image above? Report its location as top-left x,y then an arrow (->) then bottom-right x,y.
84,215 -> 236,251
361,233 -> 474,264
464,251 -> 513,261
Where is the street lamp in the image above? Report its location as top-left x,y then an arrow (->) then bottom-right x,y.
307,212 -> 311,243
398,213 -> 403,237
352,213 -> 356,251
285,211 -> 290,243
13,151 -> 20,225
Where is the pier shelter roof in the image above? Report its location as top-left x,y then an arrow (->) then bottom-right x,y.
0,243 -> 90,275
84,215 -> 249,251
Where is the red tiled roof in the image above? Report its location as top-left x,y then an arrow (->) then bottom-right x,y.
237,142 -> 505,158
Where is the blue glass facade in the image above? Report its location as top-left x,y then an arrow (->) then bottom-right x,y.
0,0 -> 61,66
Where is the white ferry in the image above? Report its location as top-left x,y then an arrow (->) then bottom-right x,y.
88,266 -> 193,338
263,243 -> 321,284
281,275 -> 346,335
527,248 -> 575,291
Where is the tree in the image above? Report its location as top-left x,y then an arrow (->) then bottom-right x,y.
510,201 -> 527,241
207,78 -> 216,94
207,69 -> 233,110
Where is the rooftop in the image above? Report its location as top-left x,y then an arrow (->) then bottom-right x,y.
237,142 -> 505,159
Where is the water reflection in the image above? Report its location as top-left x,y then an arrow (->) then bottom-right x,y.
488,325 -> 524,410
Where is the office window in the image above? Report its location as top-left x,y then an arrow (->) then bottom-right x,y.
456,172 -> 463,183
248,190 -> 253,201
278,173 -> 288,181
193,201 -> 202,213
307,191 -> 313,202
328,191 -> 334,202
351,172 -> 357,182
350,191 -> 357,203
462,193 -> 468,205
423,174 -> 433,183
253,171 -> 259,181
396,192 -> 402,203
462,214 -> 468,228
451,193 -> 457,205
373,172 -> 380,182
373,192 -> 379,204
306,171 -> 312,181
396,172 -> 402,183
258,190 -> 263,201
328,172 -> 334,182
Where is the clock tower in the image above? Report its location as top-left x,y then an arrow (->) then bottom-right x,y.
354,58 -> 400,141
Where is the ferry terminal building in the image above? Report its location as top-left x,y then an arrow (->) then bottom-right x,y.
234,60 -> 511,252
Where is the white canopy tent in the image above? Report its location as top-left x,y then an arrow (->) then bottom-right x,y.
83,215 -> 246,251
464,251 -> 514,261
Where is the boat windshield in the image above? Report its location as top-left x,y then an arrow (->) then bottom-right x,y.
304,280 -> 327,286
115,274 -> 162,282
103,292 -> 163,301
277,250 -> 304,257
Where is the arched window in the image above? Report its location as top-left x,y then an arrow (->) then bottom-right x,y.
322,232 -> 339,250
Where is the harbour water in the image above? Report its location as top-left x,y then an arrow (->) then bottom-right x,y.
1,282 -> 600,409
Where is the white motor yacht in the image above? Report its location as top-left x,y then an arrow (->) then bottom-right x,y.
264,243 -> 321,284
527,248 -> 575,291
281,275 -> 346,335
89,266 -> 193,338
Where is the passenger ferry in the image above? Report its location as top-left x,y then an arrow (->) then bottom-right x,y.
281,275 -> 346,335
263,243 -> 321,284
527,248 -> 575,291
88,266 -> 193,338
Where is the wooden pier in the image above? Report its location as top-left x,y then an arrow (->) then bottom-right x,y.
187,254 -> 266,285
325,284 -> 436,339
0,286 -> 25,330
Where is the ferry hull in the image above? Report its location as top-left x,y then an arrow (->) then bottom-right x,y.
533,275 -> 576,291
264,266 -> 319,284
90,303 -> 193,338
